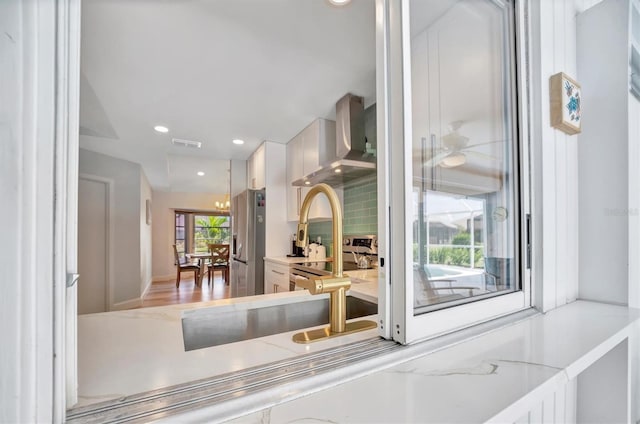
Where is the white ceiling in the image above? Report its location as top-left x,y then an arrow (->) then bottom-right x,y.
79,0 -> 376,192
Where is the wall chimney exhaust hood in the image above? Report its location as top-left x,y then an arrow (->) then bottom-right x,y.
292,93 -> 376,187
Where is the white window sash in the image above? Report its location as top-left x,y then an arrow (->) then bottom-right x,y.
384,0 -> 533,344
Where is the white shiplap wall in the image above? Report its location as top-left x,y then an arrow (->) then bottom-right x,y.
522,1 -> 601,422
531,0 -> 601,313
514,379 -> 577,424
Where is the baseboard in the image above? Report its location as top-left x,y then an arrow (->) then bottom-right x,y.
152,274 -> 175,283
111,298 -> 142,311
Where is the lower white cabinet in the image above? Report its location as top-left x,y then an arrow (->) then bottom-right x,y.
264,260 -> 290,294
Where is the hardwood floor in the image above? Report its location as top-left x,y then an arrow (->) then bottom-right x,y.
140,272 -> 231,308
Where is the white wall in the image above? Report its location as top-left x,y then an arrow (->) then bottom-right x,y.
0,0 -> 59,421
140,172 -> 153,297
530,2 -> 640,423
151,191 -> 227,280
79,148 -> 143,305
530,0 -> 602,313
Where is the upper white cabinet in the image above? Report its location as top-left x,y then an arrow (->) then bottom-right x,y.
286,119 -> 343,222
247,143 -> 265,190
245,141 -> 289,258
577,0 -> 640,307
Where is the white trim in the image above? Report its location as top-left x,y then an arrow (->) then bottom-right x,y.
375,0 -> 392,340
387,0 -> 410,343
389,0 -> 531,344
53,0 -> 81,412
515,0 -> 533,311
79,174 -> 115,312
405,292 -> 527,343
0,0 -> 66,421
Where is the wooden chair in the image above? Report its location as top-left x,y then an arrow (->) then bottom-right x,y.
173,244 -> 200,288
207,243 -> 230,285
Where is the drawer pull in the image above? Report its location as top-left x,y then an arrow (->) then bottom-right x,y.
272,270 -> 286,275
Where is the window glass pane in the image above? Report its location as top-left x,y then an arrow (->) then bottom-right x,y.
409,0 -> 517,314
193,214 -> 231,253
175,213 -> 185,227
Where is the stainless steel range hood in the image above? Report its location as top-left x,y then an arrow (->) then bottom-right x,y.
292,93 -> 376,187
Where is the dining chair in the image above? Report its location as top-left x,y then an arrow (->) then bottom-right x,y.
207,243 -> 230,285
173,244 -> 200,288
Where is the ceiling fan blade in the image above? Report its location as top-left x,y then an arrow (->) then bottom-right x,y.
464,150 -> 499,161
461,139 -> 508,150
424,151 -> 451,167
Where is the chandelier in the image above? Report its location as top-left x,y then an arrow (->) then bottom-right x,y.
215,193 -> 230,211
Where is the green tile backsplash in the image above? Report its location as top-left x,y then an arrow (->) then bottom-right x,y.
308,174 -> 377,256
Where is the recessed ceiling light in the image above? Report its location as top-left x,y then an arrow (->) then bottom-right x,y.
154,125 -> 169,133
232,139 -> 245,145
197,171 -> 205,176
328,0 -> 351,5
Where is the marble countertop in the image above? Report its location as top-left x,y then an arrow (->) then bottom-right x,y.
210,300 -> 639,424
345,269 -> 378,303
76,288 -> 379,408
263,256 -> 328,265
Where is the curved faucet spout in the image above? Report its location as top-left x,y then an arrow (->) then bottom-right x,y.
296,183 -> 345,278
292,183 -> 378,343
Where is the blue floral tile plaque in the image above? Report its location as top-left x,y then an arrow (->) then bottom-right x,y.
550,72 -> 582,135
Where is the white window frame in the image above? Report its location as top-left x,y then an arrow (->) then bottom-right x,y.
381,0 -> 533,344
34,0 -> 536,419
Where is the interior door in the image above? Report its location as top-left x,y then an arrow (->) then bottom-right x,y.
77,177 -> 109,314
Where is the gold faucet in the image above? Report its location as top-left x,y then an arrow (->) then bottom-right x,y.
292,183 -> 377,343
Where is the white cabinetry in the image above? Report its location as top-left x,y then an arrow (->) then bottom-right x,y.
264,260 -> 290,294
577,0 -> 640,307
286,119 -> 343,221
247,143 -> 265,190
243,142 -> 290,259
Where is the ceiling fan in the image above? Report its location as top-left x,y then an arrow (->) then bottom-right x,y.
423,121 -> 504,168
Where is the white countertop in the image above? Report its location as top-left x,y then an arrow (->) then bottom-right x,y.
210,300 -> 638,424
263,256 -> 327,265
76,289 -> 378,408
345,269 -> 378,303
76,295 -> 640,423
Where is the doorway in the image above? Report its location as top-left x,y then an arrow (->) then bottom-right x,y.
78,176 -> 111,314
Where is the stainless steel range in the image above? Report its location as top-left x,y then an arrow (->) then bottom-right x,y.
289,235 -> 378,290
342,234 -> 378,270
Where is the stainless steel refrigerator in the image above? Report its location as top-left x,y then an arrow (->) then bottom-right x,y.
231,189 -> 266,297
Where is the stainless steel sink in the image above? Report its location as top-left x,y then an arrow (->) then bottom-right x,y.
182,296 -> 377,351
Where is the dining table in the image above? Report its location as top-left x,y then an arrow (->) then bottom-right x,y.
186,252 -> 213,286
